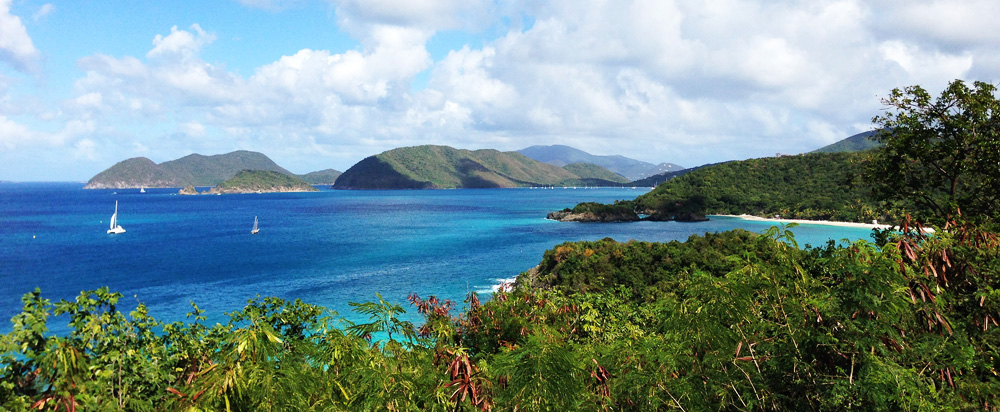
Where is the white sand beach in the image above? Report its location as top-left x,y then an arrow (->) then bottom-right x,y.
713,214 -> 896,230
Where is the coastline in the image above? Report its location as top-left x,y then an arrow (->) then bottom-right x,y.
713,214 -> 895,230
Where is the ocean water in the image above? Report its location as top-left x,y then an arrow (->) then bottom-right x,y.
1,182 -> 877,332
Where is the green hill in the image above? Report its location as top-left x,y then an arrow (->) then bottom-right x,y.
207,170 -> 318,194
518,144 -> 683,180
561,162 -> 629,184
298,169 -> 342,184
335,145 -> 614,189
84,150 -> 293,189
628,161 -> 728,187
633,152 -> 883,222
556,152 -> 900,223
811,130 -> 882,153
83,157 -> 183,189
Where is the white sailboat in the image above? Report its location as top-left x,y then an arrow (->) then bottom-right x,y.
251,216 -> 259,235
107,201 -> 126,234
140,187 -> 146,193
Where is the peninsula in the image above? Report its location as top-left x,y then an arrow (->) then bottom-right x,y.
550,151 -> 894,224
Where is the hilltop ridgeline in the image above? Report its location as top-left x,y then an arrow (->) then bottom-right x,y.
518,144 -> 683,181
298,169 -> 343,185
630,131 -> 882,188
811,130 -> 882,153
84,150 -> 340,189
334,145 -> 629,189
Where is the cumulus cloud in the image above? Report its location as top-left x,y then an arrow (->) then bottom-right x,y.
179,121 -> 205,137
10,0 -> 1000,180
875,0 -> 1000,50
0,0 -> 40,72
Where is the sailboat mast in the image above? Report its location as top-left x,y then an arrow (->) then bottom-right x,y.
110,200 -> 118,229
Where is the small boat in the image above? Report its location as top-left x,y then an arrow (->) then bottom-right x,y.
251,216 -> 259,235
140,187 -> 146,193
107,201 -> 125,234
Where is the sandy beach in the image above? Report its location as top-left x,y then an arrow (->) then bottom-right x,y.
713,214 -> 896,230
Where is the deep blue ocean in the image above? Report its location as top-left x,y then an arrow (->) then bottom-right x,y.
1,182 -> 877,333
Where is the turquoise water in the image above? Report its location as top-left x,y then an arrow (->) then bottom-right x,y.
1,183 -> 877,331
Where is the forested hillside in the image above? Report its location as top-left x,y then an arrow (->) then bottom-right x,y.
206,170 -> 319,194
553,152 -> 891,223
335,145 -> 629,189
633,151 -> 889,222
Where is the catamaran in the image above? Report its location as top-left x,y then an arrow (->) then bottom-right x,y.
107,201 -> 125,234
251,216 -> 259,235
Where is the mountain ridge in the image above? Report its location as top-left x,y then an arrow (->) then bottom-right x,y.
518,144 -> 683,181
335,145 -> 628,189
811,130 -> 882,153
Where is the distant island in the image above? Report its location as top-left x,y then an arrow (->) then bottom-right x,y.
334,145 -> 629,189
206,170 -> 318,194
517,144 -> 683,181
298,169 -> 342,185
84,150 -> 340,189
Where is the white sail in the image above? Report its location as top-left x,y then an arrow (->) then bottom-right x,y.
107,200 -> 125,234
251,216 -> 259,234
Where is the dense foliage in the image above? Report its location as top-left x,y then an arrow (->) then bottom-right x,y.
562,152 -> 897,223
865,80 -> 1000,227
4,221 -> 1000,411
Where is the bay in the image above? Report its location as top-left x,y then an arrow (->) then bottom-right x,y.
1,182 -> 876,332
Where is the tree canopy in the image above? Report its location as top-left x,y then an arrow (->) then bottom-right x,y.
866,80 -> 1000,226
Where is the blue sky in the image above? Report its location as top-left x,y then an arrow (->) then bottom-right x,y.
1,0 -> 998,181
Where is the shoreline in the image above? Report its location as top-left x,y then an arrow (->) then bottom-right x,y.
713,214 -> 895,230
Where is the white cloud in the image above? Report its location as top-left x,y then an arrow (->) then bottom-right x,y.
32,3 -> 55,21
179,121 -> 205,137
148,24 -> 215,61
73,138 -> 97,160
876,0 -> 1000,49
0,0 -> 40,72
879,41 -> 973,88
0,115 -> 40,149
8,0 -> 1000,181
